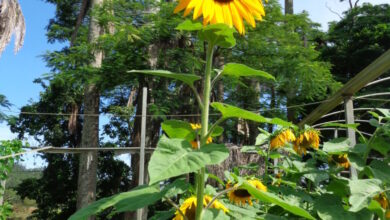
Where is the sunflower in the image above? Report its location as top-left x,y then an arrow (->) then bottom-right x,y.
189,123 -> 212,149
226,179 -> 267,206
190,137 -> 213,149
293,129 -> 320,155
329,154 -> 350,169
174,0 -> 267,34
190,123 -> 201,130
373,193 -> 390,218
173,195 -> 228,220
270,128 -> 296,150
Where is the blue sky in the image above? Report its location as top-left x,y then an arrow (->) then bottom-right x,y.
0,0 -> 388,168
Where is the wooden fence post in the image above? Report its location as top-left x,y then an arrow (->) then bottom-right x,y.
137,87 -> 147,220
344,96 -> 358,180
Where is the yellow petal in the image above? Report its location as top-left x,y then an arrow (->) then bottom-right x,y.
174,0 -> 191,13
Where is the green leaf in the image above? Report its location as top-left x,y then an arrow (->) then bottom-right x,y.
211,102 -> 292,127
322,138 -> 351,154
128,70 -> 201,87
149,210 -> 175,220
176,19 -> 203,31
68,185 -> 160,220
69,179 -> 189,220
241,181 -> 316,220
221,63 -> 275,81
211,125 -> 224,137
256,133 -> 270,146
348,179 -> 382,212
314,194 -> 373,220
326,176 -> 350,198
367,200 -> 386,220
370,136 -> 390,156
348,153 -> 365,171
365,160 -> 390,184
223,203 -> 258,218
377,108 -> 390,118
148,136 -> 229,184
203,209 -> 230,220
161,120 -> 195,141
198,23 -> 236,48
303,172 -> 329,185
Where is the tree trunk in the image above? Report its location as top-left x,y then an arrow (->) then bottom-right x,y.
285,0 -> 293,14
0,179 -> 5,205
76,0 -> 103,215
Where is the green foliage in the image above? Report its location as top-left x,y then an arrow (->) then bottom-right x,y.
221,63 -> 275,81
69,179 -> 189,220
197,23 -> 236,48
148,136 -> 229,185
128,70 -> 201,88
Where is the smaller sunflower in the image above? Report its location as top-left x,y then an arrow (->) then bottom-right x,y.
226,178 -> 266,206
190,123 -> 201,130
293,129 -> 320,155
374,193 -> 389,210
173,195 -> 228,220
329,154 -> 350,169
270,128 -> 296,150
190,137 -> 213,149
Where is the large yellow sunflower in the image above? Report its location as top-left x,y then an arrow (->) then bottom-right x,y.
329,154 -> 350,169
270,128 -> 296,150
293,129 -> 320,155
174,0 -> 267,34
226,179 -> 267,206
173,195 -> 228,220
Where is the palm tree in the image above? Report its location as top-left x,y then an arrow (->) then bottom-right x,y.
0,0 -> 25,56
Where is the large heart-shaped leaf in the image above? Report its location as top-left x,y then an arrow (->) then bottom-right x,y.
221,63 -> 275,81
68,179 -> 188,220
348,179 -> 382,212
128,70 -> 201,87
198,23 -> 236,48
148,136 -> 229,185
211,102 -> 292,127
241,181 -> 316,220
369,136 -> 390,156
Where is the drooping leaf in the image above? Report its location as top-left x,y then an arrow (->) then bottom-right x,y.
68,179 -> 189,220
211,102 -> 292,127
241,181 -> 316,220
128,70 -> 201,87
256,133 -> 270,146
322,138 -> 351,154
176,19 -> 203,31
198,23 -> 236,48
348,179 -> 382,212
161,120 -> 195,141
326,175 -> 350,198
348,153 -> 365,171
221,63 -> 275,81
148,136 -> 229,184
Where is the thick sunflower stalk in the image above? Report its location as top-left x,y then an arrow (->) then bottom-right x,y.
174,0 -> 267,219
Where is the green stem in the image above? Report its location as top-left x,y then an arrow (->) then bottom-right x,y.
195,43 -> 214,220
264,144 -> 271,184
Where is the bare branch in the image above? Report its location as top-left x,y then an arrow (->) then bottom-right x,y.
0,0 -> 25,56
325,2 -> 342,19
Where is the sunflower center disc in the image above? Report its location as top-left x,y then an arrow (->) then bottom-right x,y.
214,0 -> 234,3
233,189 -> 251,197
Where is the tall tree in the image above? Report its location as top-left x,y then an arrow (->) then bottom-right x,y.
76,0 -> 103,212
285,0 -> 293,14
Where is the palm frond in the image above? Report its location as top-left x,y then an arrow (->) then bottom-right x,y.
0,0 -> 25,56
